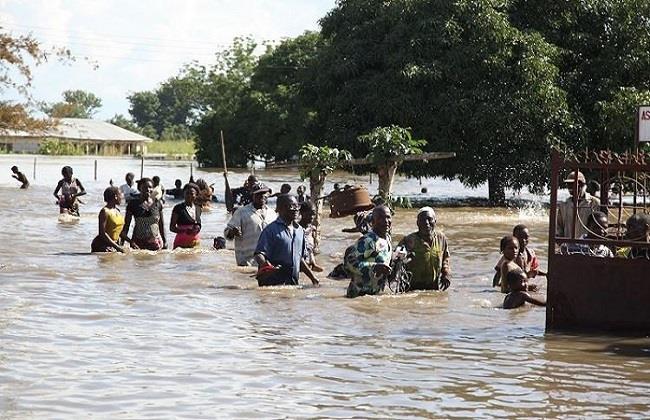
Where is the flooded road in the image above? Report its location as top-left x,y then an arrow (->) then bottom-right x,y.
1,155 -> 649,418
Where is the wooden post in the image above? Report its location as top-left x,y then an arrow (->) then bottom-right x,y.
221,130 -> 234,213
33,157 -> 36,180
140,155 -> 144,178
94,160 -> 97,181
190,162 -> 193,179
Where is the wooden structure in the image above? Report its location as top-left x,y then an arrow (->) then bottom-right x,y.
0,118 -> 153,155
547,149 -> 650,333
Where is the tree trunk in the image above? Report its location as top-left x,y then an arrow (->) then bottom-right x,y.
309,172 -> 326,254
488,175 -> 506,206
377,162 -> 398,201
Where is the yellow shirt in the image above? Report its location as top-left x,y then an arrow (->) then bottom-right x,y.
105,208 -> 125,241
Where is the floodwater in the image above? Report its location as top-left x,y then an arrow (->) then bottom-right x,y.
1,155 -> 649,418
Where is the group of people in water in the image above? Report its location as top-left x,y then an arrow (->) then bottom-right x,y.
10,164 -> 650,308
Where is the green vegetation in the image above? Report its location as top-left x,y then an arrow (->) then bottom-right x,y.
38,139 -> 84,155
145,140 -> 195,157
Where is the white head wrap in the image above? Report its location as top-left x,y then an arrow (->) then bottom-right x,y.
417,206 -> 436,217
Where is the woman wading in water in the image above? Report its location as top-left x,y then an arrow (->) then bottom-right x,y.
53,166 -> 86,216
123,178 -> 167,250
169,183 -> 202,249
91,187 -> 126,253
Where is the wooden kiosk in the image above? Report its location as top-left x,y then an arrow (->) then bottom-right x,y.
546,149 -> 650,333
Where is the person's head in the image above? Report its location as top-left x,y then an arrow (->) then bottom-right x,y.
586,180 -> 600,196
507,268 -> 528,292
625,213 -> 650,242
333,183 -> 340,191
251,183 -> 270,209
421,187 -> 428,194
299,200 -> 316,226
512,224 -> 529,249
174,179 -> 182,188
416,206 -> 436,236
183,183 -> 199,205
61,166 -> 73,180
213,236 -> 226,250
245,175 -> 258,189
586,211 -> 608,239
500,235 -> 519,261
296,185 -> 306,195
137,177 -> 154,198
11,166 -> 18,173
372,205 -> 392,238
195,178 -> 209,191
152,176 -> 160,187
564,171 -> 586,197
276,194 -> 299,223
280,183 -> 291,194
103,186 -> 121,205
125,172 -> 135,185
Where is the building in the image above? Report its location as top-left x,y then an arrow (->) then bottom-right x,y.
0,118 -> 153,155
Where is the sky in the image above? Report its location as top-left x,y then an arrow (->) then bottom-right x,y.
1,0 -> 336,120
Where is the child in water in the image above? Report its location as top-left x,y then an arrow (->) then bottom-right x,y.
53,166 -> 86,216
11,166 -> 29,189
494,235 -> 538,293
503,269 -> 546,309
299,201 -> 323,272
513,224 -> 541,278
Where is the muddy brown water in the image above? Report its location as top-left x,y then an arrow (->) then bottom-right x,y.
1,156 -> 649,418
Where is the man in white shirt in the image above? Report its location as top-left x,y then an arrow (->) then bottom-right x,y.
120,172 -> 138,202
224,183 -> 275,266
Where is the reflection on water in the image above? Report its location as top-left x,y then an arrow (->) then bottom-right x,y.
0,156 -> 649,418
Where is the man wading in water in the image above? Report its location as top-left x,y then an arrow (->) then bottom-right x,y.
254,194 -> 319,287
345,205 -> 393,298
399,207 -> 451,291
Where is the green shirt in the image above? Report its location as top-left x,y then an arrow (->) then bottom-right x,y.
400,231 -> 450,290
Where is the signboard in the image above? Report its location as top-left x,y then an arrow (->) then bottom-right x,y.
639,105 -> 650,143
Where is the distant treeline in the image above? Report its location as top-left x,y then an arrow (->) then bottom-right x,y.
116,0 -> 650,201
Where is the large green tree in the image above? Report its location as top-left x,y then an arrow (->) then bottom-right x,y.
313,0 -> 573,204
510,0 -> 650,151
43,89 -> 102,118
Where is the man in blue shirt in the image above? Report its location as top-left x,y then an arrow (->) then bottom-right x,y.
254,194 -> 320,287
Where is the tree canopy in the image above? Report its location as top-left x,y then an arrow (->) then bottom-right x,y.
43,89 -> 102,118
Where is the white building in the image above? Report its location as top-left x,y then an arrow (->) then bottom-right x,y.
0,118 -> 153,155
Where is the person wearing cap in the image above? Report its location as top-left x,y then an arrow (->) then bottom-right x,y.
254,194 -> 320,287
399,207 -> 451,291
169,183 -> 202,249
345,205 -> 393,298
556,171 -> 600,239
230,174 -> 259,208
224,182 -> 274,266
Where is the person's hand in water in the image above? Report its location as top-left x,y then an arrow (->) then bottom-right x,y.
439,274 -> 451,291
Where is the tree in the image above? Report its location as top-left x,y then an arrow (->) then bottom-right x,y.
108,114 -> 140,132
299,144 -> 351,251
43,89 -> 102,118
0,28 -> 68,131
313,0 -> 573,204
194,37 -> 261,166
358,125 -> 426,200
510,0 -> 650,152
128,91 -> 161,132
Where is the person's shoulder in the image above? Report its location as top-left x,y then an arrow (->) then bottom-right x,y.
172,201 -> 184,211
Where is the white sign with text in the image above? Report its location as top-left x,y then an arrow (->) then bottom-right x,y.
639,106 -> 650,142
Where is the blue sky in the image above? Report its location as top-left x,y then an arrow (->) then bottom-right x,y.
1,0 -> 336,120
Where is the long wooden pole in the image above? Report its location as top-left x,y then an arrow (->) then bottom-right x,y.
140,155 -> 144,179
33,157 -> 36,180
221,130 -> 234,213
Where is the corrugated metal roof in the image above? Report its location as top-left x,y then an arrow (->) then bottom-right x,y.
0,118 -> 153,142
